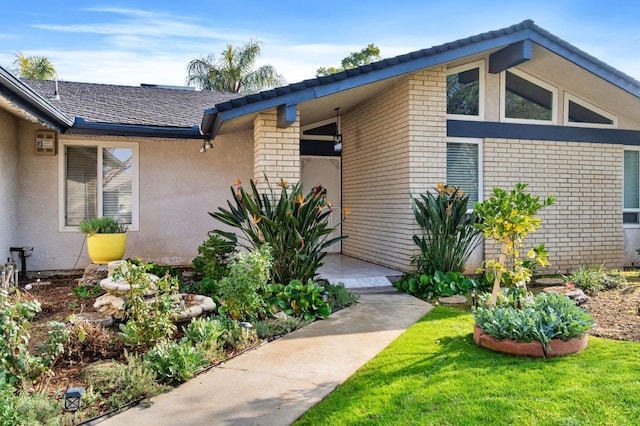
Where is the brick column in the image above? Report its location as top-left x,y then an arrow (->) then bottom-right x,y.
253,107 -> 300,191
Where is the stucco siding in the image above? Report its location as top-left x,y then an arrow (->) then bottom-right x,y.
483,138 -> 623,274
0,108 -> 19,252
15,129 -> 253,271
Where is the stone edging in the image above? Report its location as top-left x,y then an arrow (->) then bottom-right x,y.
473,324 -> 588,358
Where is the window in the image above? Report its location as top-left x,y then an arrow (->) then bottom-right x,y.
501,69 -> 557,124
447,61 -> 484,120
447,138 -> 482,204
564,93 -> 617,128
60,141 -> 139,231
624,148 -> 640,225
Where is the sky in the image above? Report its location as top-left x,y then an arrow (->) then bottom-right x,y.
1,1 -> 639,88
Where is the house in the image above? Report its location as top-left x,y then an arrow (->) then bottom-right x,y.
2,19 -> 640,276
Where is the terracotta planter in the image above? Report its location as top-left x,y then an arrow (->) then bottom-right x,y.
473,324 -> 588,358
86,233 -> 127,264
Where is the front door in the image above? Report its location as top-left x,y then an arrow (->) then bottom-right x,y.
301,156 -> 341,253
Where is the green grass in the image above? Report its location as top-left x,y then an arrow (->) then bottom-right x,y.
295,307 -> 640,426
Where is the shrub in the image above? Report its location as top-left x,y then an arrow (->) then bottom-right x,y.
0,291 -> 42,386
563,265 -> 627,296
86,353 -> 170,410
79,216 -> 127,234
144,340 -> 209,385
253,316 -> 311,340
411,185 -> 482,275
473,291 -> 594,350
217,245 -> 273,322
474,183 -> 554,305
115,261 -> 181,350
182,317 -> 226,360
210,177 -> 345,285
192,232 -> 235,281
63,320 -> 124,363
394,271 -> 481,299
268,279 -> 331,320
324,282 -> 359,310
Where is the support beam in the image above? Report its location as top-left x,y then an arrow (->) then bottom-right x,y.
489,40 -> 533,74
277,103 -> 297,128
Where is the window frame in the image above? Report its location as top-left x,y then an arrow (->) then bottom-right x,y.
500,68 -> 558,125
624,146 -> 640,228
58,140 -> 139,232
446,60 -> 485,121
564,92 -> 617,128
446,137 -> 483,211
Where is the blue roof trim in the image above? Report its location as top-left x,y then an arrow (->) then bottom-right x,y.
68,118 -> 202,139
201,20 -> 640,138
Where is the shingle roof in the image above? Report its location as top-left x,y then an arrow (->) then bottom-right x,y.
23,79 -> 240,128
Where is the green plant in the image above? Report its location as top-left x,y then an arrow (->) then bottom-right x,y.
324,282 -> 359,310
182,317 -> 226,360
217,245 -> 273,322
268,279 -> 331,320
394,271 -> 482,299
210,177 -> 345,285
86,353 -> 170,411
78,216 -> 127,234
115,261 -> 181,350
192,232 -> 235,281
144,340 -> 209,385
411,184 -> 482,275
253,316 -> 311,340
73,284 -> 102,299
563,265 -> 627,296
474,183 -> 555,305
473,292 -> 594,350
0,291 -> 42,387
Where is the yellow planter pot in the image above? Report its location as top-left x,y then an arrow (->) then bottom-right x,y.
86,233 -> 127,264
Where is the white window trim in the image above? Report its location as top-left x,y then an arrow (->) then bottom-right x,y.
447,137 -> 483,211
500,68 -> 558,125
564,92 -> 618,128
58,140 -> 140,232
446,60 -> 485,121
623,146 -> 640,228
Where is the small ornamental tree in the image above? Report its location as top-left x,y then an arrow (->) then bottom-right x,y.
474,183 -> 555,305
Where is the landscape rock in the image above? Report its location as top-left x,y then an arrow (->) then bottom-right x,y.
542,285 -> 589,305
94,293 -> 126,319
438,295 -> 467,304
69,312 -> 114,327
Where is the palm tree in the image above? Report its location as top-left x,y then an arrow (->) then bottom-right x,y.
13,52 -> 57,80
186,40 -> 285,94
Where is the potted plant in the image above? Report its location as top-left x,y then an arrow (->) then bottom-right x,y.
79,217 -> 128,264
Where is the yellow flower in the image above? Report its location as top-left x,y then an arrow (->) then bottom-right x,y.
235,178 -> 242,186
437,183 -> 445,191
296,194 -> 305,204
278,180 -> 289,188
252,214 -> 261,224
342,207 -> 352,215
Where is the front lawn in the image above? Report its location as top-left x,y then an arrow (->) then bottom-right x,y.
296,306 -> 640,425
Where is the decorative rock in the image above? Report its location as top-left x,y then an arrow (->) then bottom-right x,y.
69,312 -> 114,327
542,286 -> 589,305
534,277 -> 565,286
438,295 -> 467,304
274,311 -> 292,321
78,263 -> 109,286
175,294 -> 216,322
94,293 -> 126,319
99,275 -> 158,296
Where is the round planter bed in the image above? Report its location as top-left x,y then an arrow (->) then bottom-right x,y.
473,324 -> 588,358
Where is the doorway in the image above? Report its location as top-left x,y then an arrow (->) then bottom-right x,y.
300,156 -> 341,253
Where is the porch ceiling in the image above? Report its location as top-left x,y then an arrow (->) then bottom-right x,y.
215,74 -> 406,134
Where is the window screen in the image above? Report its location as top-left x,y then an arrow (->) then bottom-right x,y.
447,142 -> 479,203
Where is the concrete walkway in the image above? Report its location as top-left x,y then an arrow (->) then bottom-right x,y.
101,289 -> 431,426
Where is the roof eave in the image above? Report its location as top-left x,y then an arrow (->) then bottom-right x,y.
0,68 -> 74,130
67,118 -> 202,139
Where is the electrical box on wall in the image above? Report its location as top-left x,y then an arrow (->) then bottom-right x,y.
35,130 -> 57,156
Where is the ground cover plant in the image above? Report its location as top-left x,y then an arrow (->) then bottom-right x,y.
563,264 -> 627,295
295,306 -> 640,425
